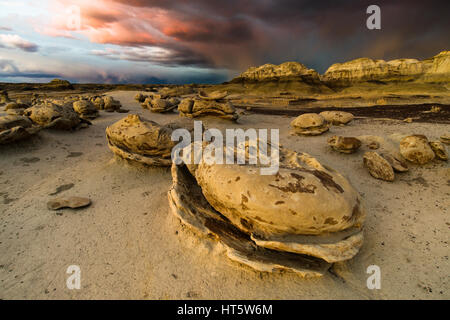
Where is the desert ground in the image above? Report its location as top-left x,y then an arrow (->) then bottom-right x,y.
0,90 -> 448,299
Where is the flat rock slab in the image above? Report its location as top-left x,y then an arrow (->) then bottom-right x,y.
47,197 -> 91,210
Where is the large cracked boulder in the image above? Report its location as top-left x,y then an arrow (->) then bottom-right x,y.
73,100 -> 99,120
168,144 -> 365,277
106,114 -> 179,166
23,103 -> 82,130
0,115 -> 40,144
399,135 -> 435,164
290,113 -> 329,136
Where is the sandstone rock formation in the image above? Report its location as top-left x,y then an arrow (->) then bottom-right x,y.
363,152 -> 395,182
168,144 -> 365,276
236,62 -> 320,82
290,113 -> 329,136
429,141 -> 448,161
328,136 -> 361,153
322,51 -> 450,85
319,111 -> 354,125
0,115 -> 40,144
178,96 -> 238,121
106,114 -> 178,166
399,135 -> 435,164
24,103 -> 82,130
73,100 -> 99,120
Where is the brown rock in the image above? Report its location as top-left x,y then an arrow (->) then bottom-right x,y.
47,197 -> 91,210
290,113 -> 329,136
363,152 -> 395,181
106,114 -> 177,166
0,115 -> 40,144
440,133 -> 450,145
328,136 -> 361,153
320,111 -> 354,125
429,141 -> 448,161
168,143 -> 365,276
399,135 -> 435,164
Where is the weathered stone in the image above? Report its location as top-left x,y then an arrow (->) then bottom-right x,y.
106,114 -> 177,166
429,141 -> 448,161
320,111 -> 354,125
0,115 -> 40,144
440,133 -> 450,145
47,197 -> 91,210
103,96 -> 122,111
73,100 -> 99,120
328,136 -> 361,153
168,144 -> 365,276
179,99 -> 238,121
382,153 -> 409,172
290,113 -> 329,136
363,152 -> 395,181
24,103 -> 81,130
399,135 -> 435,164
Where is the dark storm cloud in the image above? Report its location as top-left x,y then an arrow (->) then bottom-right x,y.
57,0 -> 450,74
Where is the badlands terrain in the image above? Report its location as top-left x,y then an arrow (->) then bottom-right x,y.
0,51 -> 449,299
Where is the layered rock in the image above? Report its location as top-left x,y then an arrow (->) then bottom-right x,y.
168,144 -> 365,276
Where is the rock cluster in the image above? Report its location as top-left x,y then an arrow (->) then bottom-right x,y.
168,144 -> 365,276
141,95 -> 180,113
88,95 -> 123,112
290,113 -> 329,135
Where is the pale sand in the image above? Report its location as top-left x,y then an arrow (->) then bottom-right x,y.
0,91 -> 448,299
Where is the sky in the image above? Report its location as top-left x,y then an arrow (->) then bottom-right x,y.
0,0 -> 448,84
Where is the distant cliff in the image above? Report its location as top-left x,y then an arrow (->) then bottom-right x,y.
234,62 -> 321,83
230,51 -> 450,88
322,51 -> 450,86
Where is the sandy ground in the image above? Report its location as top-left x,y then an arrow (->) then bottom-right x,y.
0,91 -> 449,299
